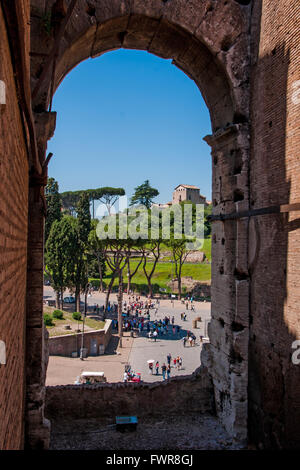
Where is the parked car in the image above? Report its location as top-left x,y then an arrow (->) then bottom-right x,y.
64,296 -> 75,303
77,371 -> 107,384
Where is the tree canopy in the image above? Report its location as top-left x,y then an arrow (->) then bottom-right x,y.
130,180 -> 159,209
45,177 -> 62,241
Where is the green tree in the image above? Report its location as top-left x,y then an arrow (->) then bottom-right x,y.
77,192 -> 91,244
71,193 -> 91,310
45,177 -> 62,242
167,238 -> 190,299
130,180 -> 159,209
88,220 -> 106,291
45,217 -> 76,309
60,190 -> 81,216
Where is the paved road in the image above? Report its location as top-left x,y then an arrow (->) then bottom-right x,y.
127,299 -> 211,382
44,287 -> 211,384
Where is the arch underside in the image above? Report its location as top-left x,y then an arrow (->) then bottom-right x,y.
28,0 -> 251,447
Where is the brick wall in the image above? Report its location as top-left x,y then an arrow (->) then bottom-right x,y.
45,366 -> 214,422
0,1 -> 29,450
49,321 -> 112,357
249,0 -> 300,449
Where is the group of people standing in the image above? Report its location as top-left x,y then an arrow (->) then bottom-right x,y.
148,353 -> 183,380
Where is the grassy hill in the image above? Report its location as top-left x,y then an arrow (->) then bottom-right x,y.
92,237 -> 212,294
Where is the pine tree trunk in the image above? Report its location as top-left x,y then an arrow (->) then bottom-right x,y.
60,287 -> 64,310
56,291 -> 60,309
97,254 -> 103,292
75,286 -> 80,312
118,269 -> 123,348
127,261 -> 131,294
105,272 -> 115,311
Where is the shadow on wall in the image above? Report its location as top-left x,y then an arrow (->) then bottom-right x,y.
248,8 -> 300,447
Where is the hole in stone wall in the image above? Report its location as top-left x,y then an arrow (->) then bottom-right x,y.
219,266 -> 224,275
233,112 -> 248,124
232,149 -> 243,175
118,31 -> 127,43
231,321 -> 245,332
221,36 -> 232,52
214,156 -> 218,165
233,0 -> 251,5
229,347 -> 243,364
86,5 -> 96,17
212,234 -> 217,243
234,268 -> 248,280
221,238 -> 225,245
219,318 -> 225,327
233,189 -> 244,202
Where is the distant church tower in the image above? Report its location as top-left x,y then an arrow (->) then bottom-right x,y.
172,184 -> 207,205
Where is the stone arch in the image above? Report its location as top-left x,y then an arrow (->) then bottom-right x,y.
27,0 -> 251,448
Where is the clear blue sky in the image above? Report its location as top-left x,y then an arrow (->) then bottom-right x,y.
48,49 -> 212,206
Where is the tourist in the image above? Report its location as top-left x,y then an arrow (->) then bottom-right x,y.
167,353 -> 172,367
183,336 -> 187,347
155,361 -> 159,375
176,356 -> 180,370
167,365 -> 171,380
173,357 -> 177,368
148,362 -> 153,374
123,371 -> 128,382
161,363 -> 167,380
179,357 -> 182,369
153,330 -> 158,342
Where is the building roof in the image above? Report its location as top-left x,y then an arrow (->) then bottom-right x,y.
174,184 -> 200,190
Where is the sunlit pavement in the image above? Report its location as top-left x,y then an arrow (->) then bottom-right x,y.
44,287 -> 211,384
127,299 -> 211,382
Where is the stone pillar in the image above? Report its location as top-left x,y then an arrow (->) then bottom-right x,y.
201,124 -> 250,444
25,111 -> 56,449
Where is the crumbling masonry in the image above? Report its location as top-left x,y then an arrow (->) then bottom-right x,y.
0,0 -> 299,450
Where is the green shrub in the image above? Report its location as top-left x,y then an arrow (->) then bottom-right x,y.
44,314 -> 54,326
72,312 -> 82,321
53,309 -> 64,320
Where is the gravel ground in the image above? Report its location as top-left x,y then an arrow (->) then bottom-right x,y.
49,414 -> 244,451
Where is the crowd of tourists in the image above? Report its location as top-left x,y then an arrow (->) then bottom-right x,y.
147,353 -> 183,381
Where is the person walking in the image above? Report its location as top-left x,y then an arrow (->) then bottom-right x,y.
183,336 -> 187,348
167,353 -> 172,367
178,357 -> 182,370
155,361 -> 159,375
161,363 -> 167,380
148,362 -> 153,374
153,330 -> 158,342
167,364 -> 171,380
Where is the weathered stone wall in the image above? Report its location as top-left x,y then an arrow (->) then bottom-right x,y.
0,0 -> 30,450
248,0 -> 300,449
45,366 -> 214,421
49,320 -> 112,357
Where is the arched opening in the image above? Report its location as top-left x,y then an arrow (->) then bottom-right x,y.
27,3 -> 251,449
44,48 -> 213,387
